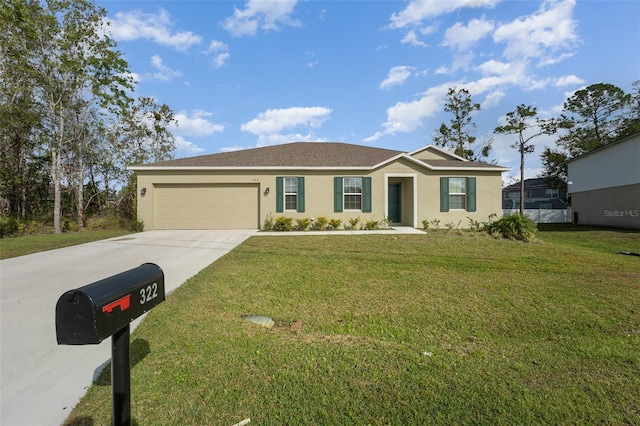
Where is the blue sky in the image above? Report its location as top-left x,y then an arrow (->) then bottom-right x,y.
97,0 -> 639,181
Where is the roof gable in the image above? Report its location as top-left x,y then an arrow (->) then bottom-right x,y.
408,145 -> 468,162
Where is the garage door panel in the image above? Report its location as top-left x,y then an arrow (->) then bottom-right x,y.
154,184 -> 259,229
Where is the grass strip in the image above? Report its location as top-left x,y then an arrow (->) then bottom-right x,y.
0,230 -> 131,260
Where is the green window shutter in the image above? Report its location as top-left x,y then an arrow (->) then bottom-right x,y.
440,177 -> 449,212
276,177 -> 283,213
334,177 -> 343,212
362,177 -> 372,213
297,177 -> 305,213
467,177 -> 476,212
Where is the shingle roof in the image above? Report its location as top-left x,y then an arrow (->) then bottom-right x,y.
130,141 -> 509,171
133,142 -> 403,168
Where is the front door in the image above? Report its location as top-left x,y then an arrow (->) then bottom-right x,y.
388,183 -> 401,223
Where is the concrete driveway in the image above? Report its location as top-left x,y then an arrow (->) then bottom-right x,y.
0,229 -> 256,426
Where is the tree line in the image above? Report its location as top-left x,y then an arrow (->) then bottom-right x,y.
1,0 -> 177,234
434,82 -> 640,214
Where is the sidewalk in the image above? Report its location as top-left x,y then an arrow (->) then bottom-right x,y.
255,226 -> 425,236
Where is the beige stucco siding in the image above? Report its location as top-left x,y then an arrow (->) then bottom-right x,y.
135,159 -> 504,230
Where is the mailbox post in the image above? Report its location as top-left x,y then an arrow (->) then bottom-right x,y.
56,263 -> 165,426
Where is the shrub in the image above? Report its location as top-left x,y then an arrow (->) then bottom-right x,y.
444,221 -> 461,231
467,217 -> 485,232
0,216 -> 19,238
274,216 -> 294,232
430,219 -> 441,229
328,218 -> 342,230
347,217 -> 361,230
127,219 -> 144,232
263,213 -> 274,231
363,219 -> 380,230
314,216 -> 329,231
421,219 -> 430,230
295,218 -> 311,231
485,214 -> 537,241
86,215 -> 121,230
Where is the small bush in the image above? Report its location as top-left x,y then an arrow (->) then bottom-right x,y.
314,216 -> 329,231
295,218 -> 311,231
274,216 -> 294,232
467,217 -> 485,232
0,216 -> 19,238
430,219 -> 441,229
421,219 -> 430,230
328,218 -> 342,230
363,219 -> 380,230
263,213 -> 274,231
86,215 -> 121,230
127,219 -> 144,232
485,214 -> 537,241
347,217 -> 360,230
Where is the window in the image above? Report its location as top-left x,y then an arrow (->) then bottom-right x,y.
448,178 -> 466,209
343,177 -> 362,210
276,177 -> 305,213
545,188 -> 559,199
284,177 -> 298,210
334,177 -> 371,213
525,190 -> 532,199
440,177 -> 476,212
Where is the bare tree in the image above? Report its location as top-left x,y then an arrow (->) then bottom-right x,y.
494,105 -> 557,215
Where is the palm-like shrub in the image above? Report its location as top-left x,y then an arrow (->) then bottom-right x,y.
486,214 -> 537,241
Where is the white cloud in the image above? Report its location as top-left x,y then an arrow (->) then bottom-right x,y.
175,136 -> 206,158
255,132 -> 329,147
380,66 -> 415,90
146,55 -> 183,81
365,84 -> 451,141
211,52 -> 231,69
241,106 -> 332,146
106,9 -> 202,51
172,110 -> 225,137
442,18 -> 494,52
389,0 -> 501,29
205,40 -> 230,68
493,0 -> 579,63
222,0 -> 301,37
401,30 -> 428,47
482,90 -> 506,108
242,106 -> 331,134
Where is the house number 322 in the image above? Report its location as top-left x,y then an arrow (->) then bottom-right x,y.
140,283 -> 158,304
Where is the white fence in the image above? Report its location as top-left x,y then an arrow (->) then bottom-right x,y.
502,209 -> 571,224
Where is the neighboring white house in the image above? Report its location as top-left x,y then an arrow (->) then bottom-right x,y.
567,132 -> 640,229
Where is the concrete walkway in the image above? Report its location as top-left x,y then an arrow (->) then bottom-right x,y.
0,230 -> 256,426
255,225 -> 425,236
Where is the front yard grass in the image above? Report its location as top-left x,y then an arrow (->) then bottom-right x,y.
0,229 -> 131,260
66,227 -> 639,425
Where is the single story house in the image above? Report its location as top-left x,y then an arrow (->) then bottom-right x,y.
129,142 -> 509,230
567,132 -> 640,229
502,178 -> 567,210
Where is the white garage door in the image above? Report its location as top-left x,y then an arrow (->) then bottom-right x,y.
154,184 -> 259,229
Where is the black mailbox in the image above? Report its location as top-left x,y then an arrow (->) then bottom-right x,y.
56,263 -> 165,345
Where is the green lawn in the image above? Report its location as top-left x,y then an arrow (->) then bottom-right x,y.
0,229 -> 131,259
65,226 -> 639,425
